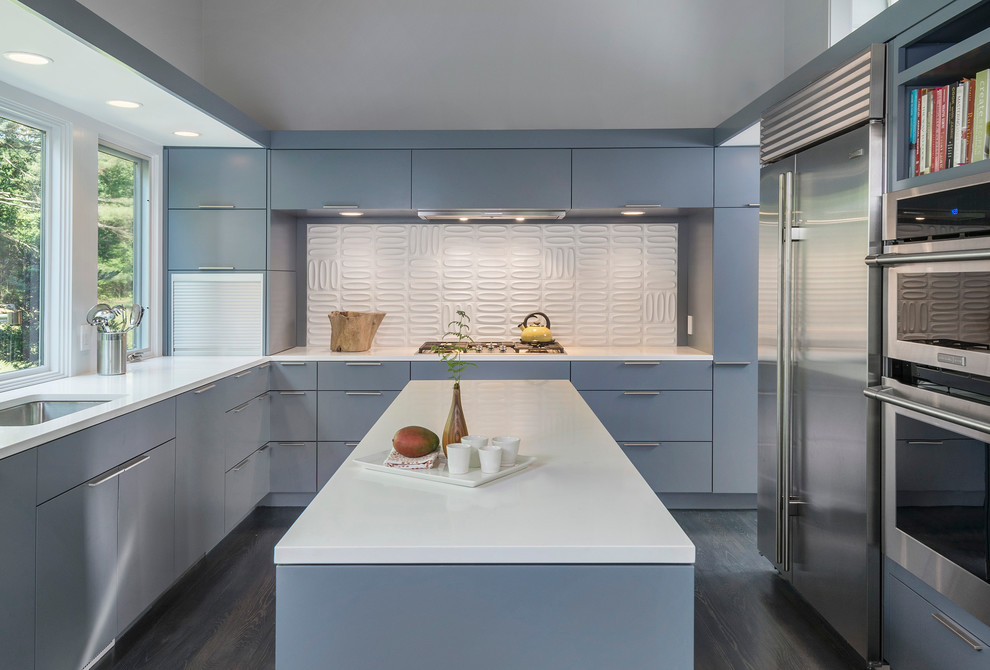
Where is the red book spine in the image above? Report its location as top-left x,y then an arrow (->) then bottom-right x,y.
936,86 -> 949,172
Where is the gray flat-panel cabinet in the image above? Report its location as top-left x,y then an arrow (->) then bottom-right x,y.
175,380 -> 229,573
712,365 -> 757,493
270,442 -> 317,493
317,442 -> 358,489
620,442 -> 713,493
225,446 -> 270,533
167,209 -> 268,271
714,147 -> 760,208
36,467 -> 119,670
270,150 -> 412,210
167,148 -> 267,209
412,149 -> 572,210
226,393 -> 271,470
271,361 -> 318,390
579,390 -> 713,442
270,391 -> 318,442
116,440 -> 176,634
571,148 -> 714,209
570,360 -> 712,390
318,361 -> 409,390
318,390 -> 400,442
411,360 -> 570,380
0,450 -> 36,670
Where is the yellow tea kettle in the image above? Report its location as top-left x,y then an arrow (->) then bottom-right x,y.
518,312 -> 553,343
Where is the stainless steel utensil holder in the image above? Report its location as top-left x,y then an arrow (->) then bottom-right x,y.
98,332 -> 126,375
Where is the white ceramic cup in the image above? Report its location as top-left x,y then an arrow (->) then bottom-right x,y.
478,445 -> 503,474
461,435 -> 489,468
492,436 -> 521,466
446,443 -> 472,475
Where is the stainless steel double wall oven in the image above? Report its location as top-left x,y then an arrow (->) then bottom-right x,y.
867,171 -> 990,629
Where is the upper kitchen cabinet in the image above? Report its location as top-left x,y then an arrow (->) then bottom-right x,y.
571,148 -> 714,209
714,147 -> 760,208
270,150 -> 411,210
411,149 -> 571,210
167,148 -> 267,209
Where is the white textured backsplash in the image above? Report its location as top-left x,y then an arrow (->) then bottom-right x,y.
306,222 -> 678,347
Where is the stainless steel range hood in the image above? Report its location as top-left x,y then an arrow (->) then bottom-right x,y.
417,210 -> 566,221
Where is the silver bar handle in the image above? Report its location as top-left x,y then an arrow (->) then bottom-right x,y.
624,203 -> 662,208
346,391 -> 382,396
865,249 -> 990,266
622,442 -> 661,447
713,361 -> 751,366
746,203 -> 760,207
234,369 -> 253,378
777,170 -> 794,571
322,204 -> 359,209
622,391 -> 660,395
88,468 -> 124,487
119,454 -> 151,475
864,386 -> 990,435
931,612 -> 984,651
198,266 -> 235,270
277,442 -> 307,447
258,363 -> 270,369
345,362 -> 382,366
344,443 -> 359,447
230,400 -> 252,413
907,440 -> 944,445
279,391 -> 307,396
198,204 -> 235,209
194,384 -> 217,394
279,362 -> 307,366
623,361 -> 660,366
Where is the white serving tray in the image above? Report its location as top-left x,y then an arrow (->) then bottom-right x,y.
354,450 -> 535,488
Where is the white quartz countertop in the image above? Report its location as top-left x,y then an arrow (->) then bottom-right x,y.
0,356 -> 263,459
274,379 -> 695,566
271,345 -> 712,361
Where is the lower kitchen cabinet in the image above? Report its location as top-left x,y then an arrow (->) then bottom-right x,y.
226,392 -> 270,470
317,390 -> 400,442
620,442 -> 712,493
270,390 -> 318,442
317,442 -> 359,489
579,390 -> 712,442
410,360 -> 570,380
36,459 -> 121,670
225,446 -> 271,533
885,559 -> 990,670
0,450 -> 37,670
270,441 -> 317,493
116,440 -> 176,633
712,364 -> 757,493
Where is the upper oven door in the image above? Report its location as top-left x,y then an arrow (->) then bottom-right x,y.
885,256 -> 990,378
870,379 -> 990,629
884,171 -> 990,248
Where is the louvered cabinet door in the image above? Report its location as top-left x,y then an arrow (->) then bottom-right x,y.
170,273 -> 264,355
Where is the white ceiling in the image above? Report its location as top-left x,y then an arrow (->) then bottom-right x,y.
76,0 -> 829,133
0,0 -> 260,147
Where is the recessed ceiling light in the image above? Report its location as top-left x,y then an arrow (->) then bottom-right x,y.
107,99 -> 142,109
621,210 -> 645,216
173,130 -> 200,138
3,51 -> 53,65
340,211 -> 364,217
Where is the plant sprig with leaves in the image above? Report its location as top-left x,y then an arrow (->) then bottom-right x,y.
431,310 -> 477,384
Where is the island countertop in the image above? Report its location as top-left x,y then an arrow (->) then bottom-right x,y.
274,379 -> 695,565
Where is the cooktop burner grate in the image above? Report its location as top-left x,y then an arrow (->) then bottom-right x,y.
416,341 -> 566,354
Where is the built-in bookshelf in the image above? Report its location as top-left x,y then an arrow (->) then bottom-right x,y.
888,0 -> 990,190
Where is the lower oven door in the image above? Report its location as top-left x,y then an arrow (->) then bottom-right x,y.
869,379 -> 990,628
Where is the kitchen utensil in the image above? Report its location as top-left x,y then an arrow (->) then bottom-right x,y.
518,312 -> 553,343
123,304 -> 144,333
86,303 -> 113,332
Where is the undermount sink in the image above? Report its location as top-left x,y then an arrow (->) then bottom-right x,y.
0,398 -> 114,426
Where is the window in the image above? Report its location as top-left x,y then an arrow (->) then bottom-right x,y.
97,146 -> 149,351
0,114 -> 45,374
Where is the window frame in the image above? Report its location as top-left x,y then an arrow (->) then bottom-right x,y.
97,142 -> 152,355
0,98 -> 71,391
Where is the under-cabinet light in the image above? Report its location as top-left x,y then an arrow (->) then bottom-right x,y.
340,211 -> 364,217
621,210 -> 645,216
173,130 -> 200,138
107,99 -> 142,109
3,51 -> 52,65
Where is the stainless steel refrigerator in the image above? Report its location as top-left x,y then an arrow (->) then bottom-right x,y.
756,46 -> 885,664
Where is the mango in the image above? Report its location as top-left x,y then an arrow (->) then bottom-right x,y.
392,425 -> 440,458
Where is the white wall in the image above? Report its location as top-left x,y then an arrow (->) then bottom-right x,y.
0,80 -> 163,379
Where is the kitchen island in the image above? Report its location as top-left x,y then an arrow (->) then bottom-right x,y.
274,379 -> 695,670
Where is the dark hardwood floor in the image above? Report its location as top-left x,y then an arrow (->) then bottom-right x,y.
103,508 -> 866,669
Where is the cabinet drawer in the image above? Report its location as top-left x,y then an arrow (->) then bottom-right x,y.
412,149 -> 571,210
571,148 -> 714,209
620,442 -> 712,493
410,360 -> 570,380
270,149 -> 412,210
317,391 -> 400,442
885,569 -> 990,670
226,363 -> 270,408
318,361 -> 410,390
570,360 -> 712,390
225,393 -> 270,470
271,361 -> 318,390
167,148 -> 267,209
580,390 -> 712,442
167,209 -> 267,271
225,446 -> 270,533
37,398 -> 176,504
270,442 -> 317,493
270,391 -> 318,442
317,441 -> 358,489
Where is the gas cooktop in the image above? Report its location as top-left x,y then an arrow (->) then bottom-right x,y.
416,341 -> 566,354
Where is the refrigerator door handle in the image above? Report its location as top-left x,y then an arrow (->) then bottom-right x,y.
776,170 -> 795,571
